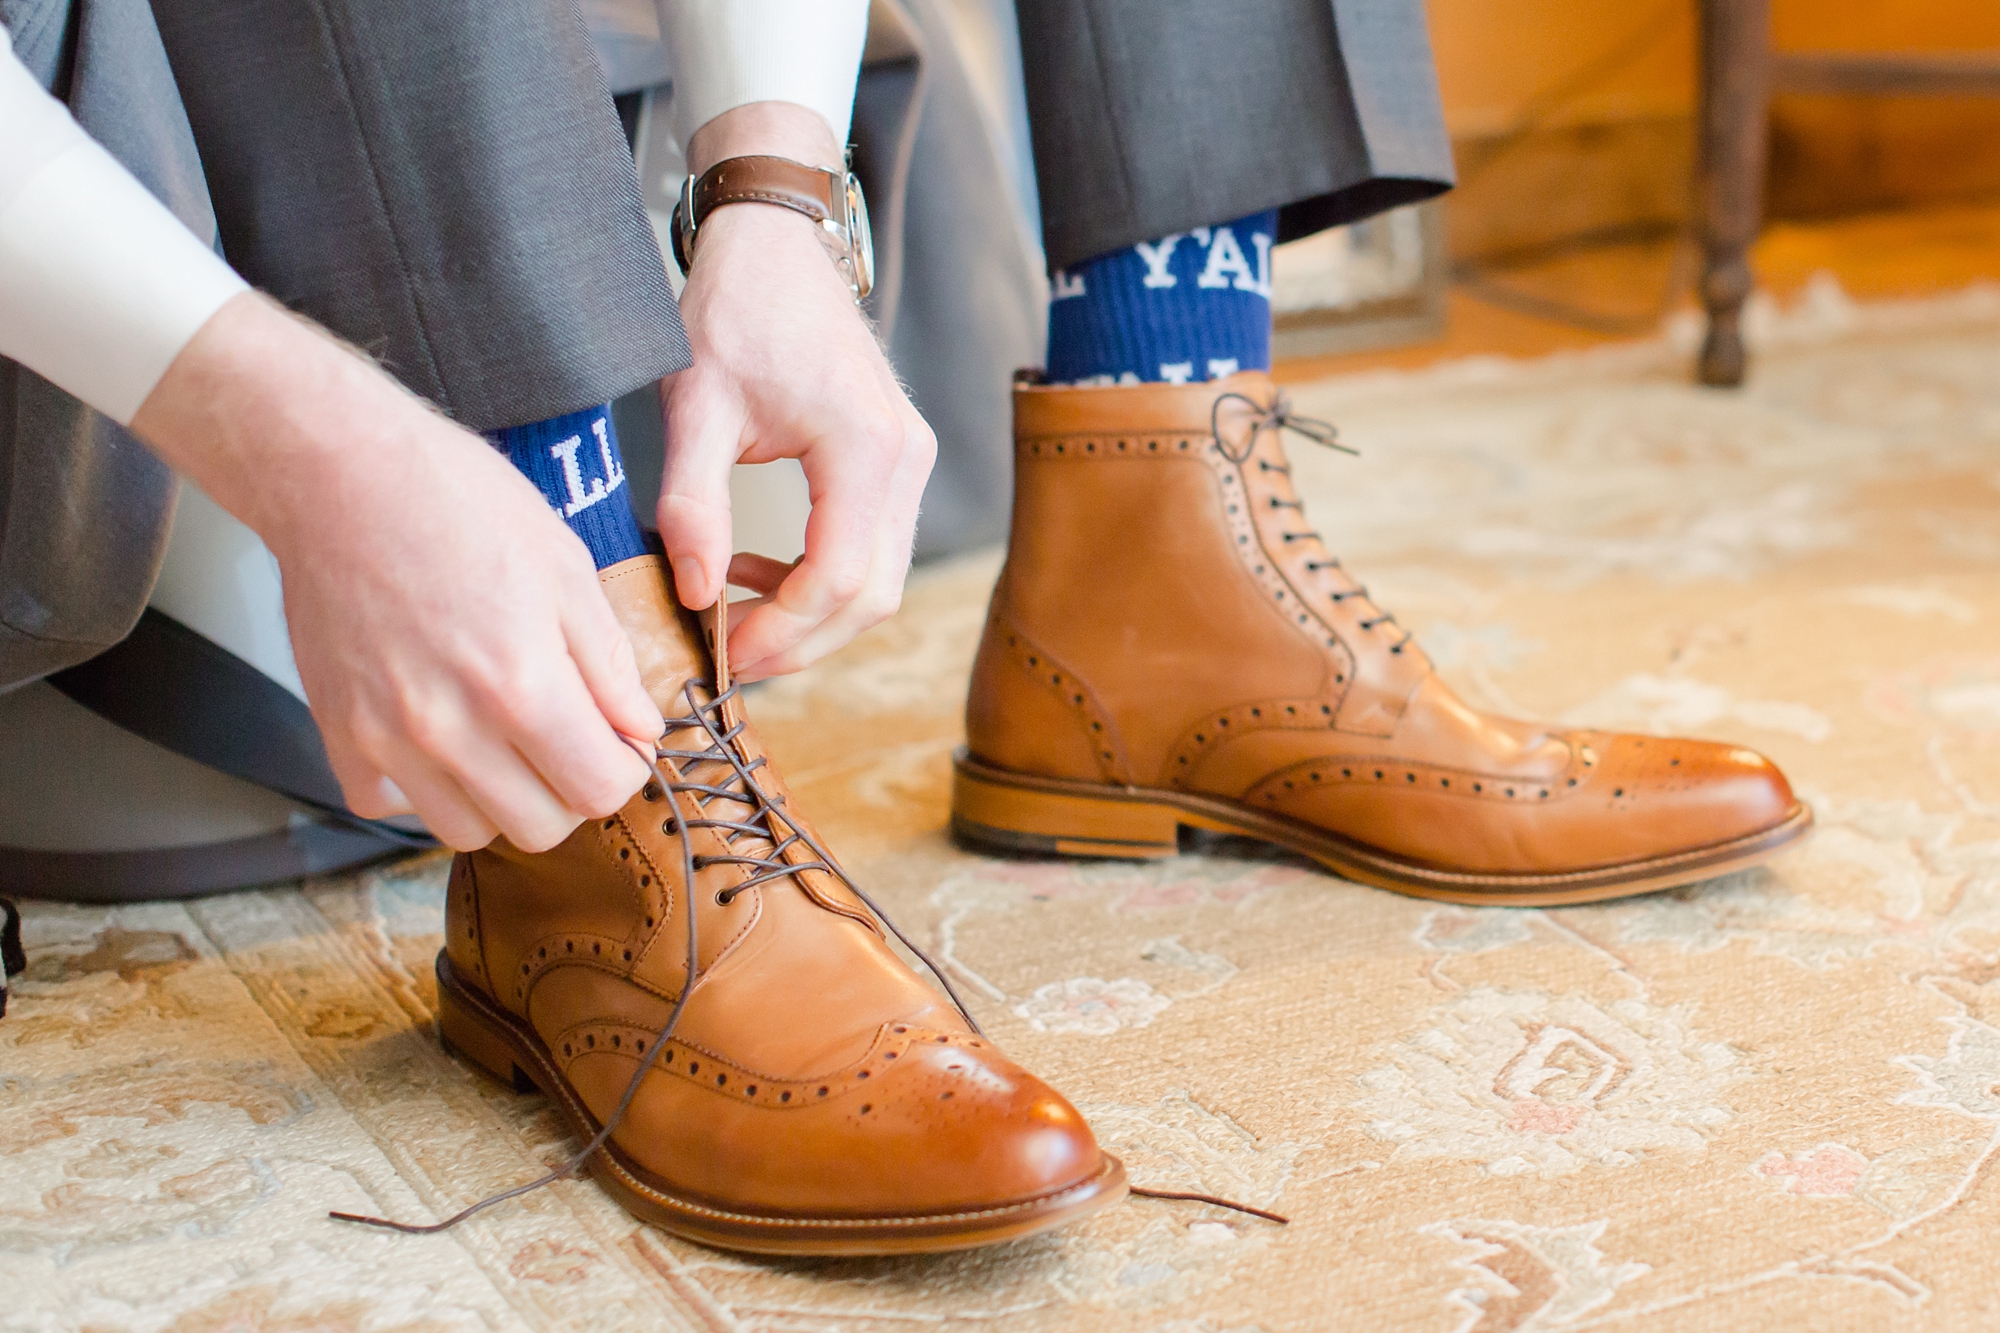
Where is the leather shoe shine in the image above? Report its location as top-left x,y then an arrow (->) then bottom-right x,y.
438,555 -> 1124,1254
952,372 -> 1811,904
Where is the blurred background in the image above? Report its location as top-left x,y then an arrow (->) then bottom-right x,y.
1318,0 -> 2000,370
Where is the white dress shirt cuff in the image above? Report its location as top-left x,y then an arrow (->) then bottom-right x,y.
655,0 -> 870,154
0,30 -> 247,426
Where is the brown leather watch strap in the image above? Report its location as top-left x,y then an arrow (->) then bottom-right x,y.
672,154 -> 871,300
689,155 -> 837,231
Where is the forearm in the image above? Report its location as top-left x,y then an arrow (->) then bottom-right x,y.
129,292 -> 452,549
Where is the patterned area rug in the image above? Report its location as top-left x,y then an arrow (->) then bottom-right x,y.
11,282 -> 2000,1332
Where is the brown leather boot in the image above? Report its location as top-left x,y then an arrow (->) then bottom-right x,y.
952,373 -> 1811,904
437,556 -> 1124,1254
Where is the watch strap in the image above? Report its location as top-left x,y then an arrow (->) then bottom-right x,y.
673,155 -> 839,273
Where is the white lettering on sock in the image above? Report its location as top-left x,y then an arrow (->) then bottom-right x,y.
550,434 -> 610,518
1052,269 -> 1086,299
1134,234 -> 1183,288
1158,361 -> 1195,384
1247,231 -> 1274,299
1207,358 -> 1240,379
1191,227 -> 1212,246
1119,371 -> 1141,385
1197,227 -> 1257,291
590,415 -> 627,496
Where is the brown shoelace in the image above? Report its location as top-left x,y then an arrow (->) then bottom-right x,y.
1212,389 -> 1414,655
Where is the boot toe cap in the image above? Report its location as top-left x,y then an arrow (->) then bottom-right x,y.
601,1028 -> 1111,1222
1590,732 -> 1801,854
816,1033 -> 1108,1216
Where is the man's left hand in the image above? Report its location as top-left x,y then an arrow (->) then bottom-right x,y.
658,102 -> 936,682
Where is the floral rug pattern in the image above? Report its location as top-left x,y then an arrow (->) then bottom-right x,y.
9,283 -> 2000,1331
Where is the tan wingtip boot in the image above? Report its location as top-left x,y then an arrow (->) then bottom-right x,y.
952,372 -> 1811,905
438,555 -> 1125,1254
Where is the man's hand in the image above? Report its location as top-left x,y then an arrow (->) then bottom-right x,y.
132,293 -> 663,853
659,102 -> 936,681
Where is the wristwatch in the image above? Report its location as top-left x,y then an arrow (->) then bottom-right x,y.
671,155 -> 875,303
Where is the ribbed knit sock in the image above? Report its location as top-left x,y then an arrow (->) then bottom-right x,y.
1045,209 -> 1278,386
489,404 -> 648,570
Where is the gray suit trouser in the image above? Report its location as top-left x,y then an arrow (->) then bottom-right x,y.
1015,0 -> 1454,270
0,0 -> 1448,692
149,0 -> 690,432
155,0 -> 1448,416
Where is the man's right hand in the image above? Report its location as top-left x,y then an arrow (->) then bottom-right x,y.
130,292 -> 663,853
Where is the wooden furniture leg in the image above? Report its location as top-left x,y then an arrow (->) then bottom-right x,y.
1696,0 -> 1772,387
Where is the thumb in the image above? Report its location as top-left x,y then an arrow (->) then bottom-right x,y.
657,370 -> 745,610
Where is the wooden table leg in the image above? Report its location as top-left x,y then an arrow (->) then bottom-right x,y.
1696,0 -> 1772,387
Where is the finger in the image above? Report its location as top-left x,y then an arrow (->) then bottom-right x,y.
324,736 -> 418,820
436,732 -> 586,854
322,731 -> 417,819
733,410 -> 932,676
722,422 -> 898,670
658,370 -> 746,610
486,654 -> 653,823
364,747 -> 500,852
390,689 -> 588,853
561,573 -> 666,744
359,775 -> 416,818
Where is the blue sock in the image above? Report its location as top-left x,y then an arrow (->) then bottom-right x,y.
488,404 -> 648,570
1045,210 -> 1278,386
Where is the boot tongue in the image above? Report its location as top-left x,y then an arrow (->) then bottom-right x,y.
596,556 -> 778,869
597,556 -> 717,717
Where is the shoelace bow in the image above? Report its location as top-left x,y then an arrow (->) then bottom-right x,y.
332,676 -> 1283,1234
1210,390 -> 1414,655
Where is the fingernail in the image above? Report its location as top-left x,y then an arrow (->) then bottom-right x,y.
671,555 -> 708,607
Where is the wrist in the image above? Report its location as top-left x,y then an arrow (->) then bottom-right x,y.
685,101 -> 843,177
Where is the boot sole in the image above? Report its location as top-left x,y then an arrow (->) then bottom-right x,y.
950,749 -> 1814,906
432,951 -> 1128,1255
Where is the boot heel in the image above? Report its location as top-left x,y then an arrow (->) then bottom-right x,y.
951,754 -> 1181,860
437,971 -> 538,1094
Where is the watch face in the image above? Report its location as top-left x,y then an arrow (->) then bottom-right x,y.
844,173 -> 875,301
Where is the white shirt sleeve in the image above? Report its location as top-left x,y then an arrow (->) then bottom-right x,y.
0,27 -> 247,426
654,0 -> 869,153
